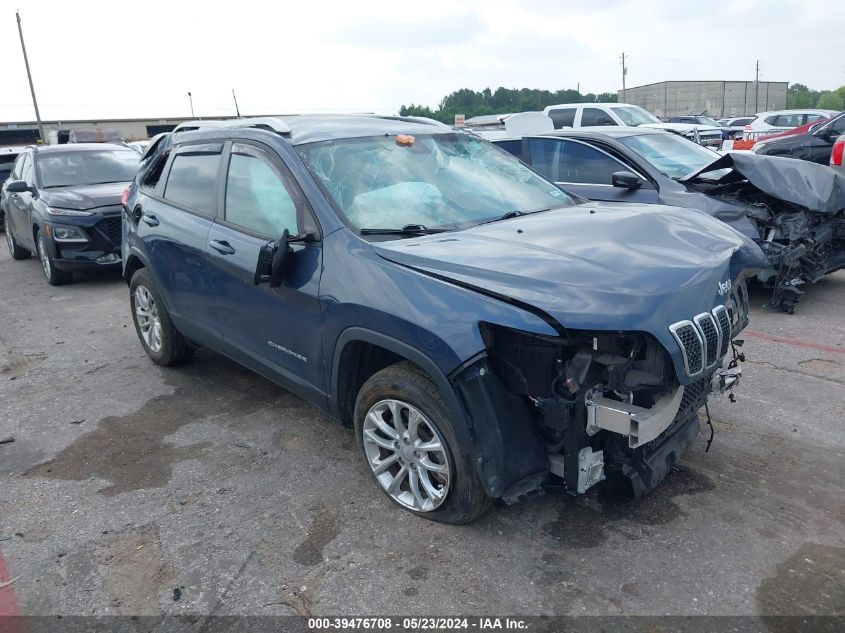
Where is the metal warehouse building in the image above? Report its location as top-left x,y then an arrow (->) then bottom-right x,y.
0,115 -> 285,145
620,81 -> 788,119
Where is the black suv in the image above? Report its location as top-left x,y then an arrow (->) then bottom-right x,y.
753,111 -> 845,164
1,143 -> 139,285
0,147 -> 23,231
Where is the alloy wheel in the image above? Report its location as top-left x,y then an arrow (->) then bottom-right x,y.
362,399 -> 451,512
37,235 -> 51,280
134,285 -> 163,352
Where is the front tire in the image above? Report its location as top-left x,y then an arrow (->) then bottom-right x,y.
36,231 -> 72,285
129,267 -> 194,366
354,361 -> 493,524
5,222 -> 31,260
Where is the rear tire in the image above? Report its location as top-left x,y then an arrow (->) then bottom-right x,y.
129,267 -> 194,366
36,231 -> 72,285
5,222 -> 30,260
354,361 -> 493,524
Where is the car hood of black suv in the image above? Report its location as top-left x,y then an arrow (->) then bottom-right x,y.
374,203 -> 766,380
39,182 -> 128,211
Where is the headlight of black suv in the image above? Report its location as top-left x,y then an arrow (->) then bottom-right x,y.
46,207 -> 93,217
51,224 -> 89,243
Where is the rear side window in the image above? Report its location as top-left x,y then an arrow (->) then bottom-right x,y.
164,152 -> 220,213
143,151 -> 169,189
548,108 -> 576,129
769,114 -> 801,127
581,108 -> 616,126
493,139 -> 523,157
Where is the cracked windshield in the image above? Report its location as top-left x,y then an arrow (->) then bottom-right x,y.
298,132 -> 574,232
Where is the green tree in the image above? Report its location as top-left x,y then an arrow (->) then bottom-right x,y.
400,85 -> 619,124
787,83 -> 816,108
816,87 -> 845,110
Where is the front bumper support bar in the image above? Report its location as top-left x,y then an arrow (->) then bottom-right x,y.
586,385 -> 685,449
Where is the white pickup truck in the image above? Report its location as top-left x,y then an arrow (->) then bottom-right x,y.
543,102 -> 724,147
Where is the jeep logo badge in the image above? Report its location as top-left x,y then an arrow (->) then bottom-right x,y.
717,280 -> 732,296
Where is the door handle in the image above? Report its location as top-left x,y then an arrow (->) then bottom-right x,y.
209,239 -> 236,255
141,214 -> 159,227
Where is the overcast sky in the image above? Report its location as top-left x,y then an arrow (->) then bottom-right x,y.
1,0 -> 842,122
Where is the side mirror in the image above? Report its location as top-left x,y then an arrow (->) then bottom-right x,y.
6,180 -> 31,194
254,241 -> 275,285
612,171 -> 643,190
270,229 -> 291,288
254,229 -> 291,286
814,127 -> 831,141
255,229 -> 316,287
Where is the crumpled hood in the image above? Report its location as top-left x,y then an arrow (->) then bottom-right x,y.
40,182 -> 128,211
374,204 -> 767,382
681,151 -> 845,213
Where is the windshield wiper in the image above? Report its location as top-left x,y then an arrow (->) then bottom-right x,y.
478,207 -> 557,226
359,224 -> 449,236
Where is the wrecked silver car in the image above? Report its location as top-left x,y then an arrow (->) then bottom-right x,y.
493,128 -> 845,312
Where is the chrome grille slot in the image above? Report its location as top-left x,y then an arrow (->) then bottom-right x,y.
669,321 -> 704,376
712,305 -> 731,358
694,312 -> 720,368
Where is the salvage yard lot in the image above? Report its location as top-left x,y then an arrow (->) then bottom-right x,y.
0,246 -> 843,618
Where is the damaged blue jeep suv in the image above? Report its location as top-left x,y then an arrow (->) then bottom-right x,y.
123,115 -> 767,524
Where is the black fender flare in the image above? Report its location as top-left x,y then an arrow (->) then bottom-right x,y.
330,326 -> 474,450
122,246 -> 175,314
330,327 -> 548,499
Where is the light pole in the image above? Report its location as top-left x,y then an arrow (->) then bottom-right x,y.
620,52 -> 627,102
16,11 -> 45,143
188,91 -> 195,118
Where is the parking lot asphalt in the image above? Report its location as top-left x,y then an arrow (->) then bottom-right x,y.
0,244 -> 843,621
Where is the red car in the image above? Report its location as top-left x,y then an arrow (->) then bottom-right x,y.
756,115 -> 834,142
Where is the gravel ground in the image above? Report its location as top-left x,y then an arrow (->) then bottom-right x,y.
0,242 -> 842,624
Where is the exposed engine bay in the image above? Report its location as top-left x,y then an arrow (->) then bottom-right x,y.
682,153 -> 845,313
454,292 -> 746,501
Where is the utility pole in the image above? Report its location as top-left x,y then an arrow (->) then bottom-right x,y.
620,52 -> 628,102
232,89 -> 241,118
16,11 -> 44,143
755,60 -> 760,111
188,91 -> 195,118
